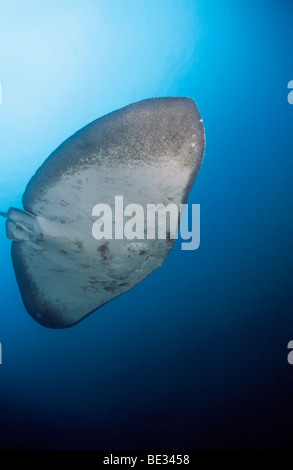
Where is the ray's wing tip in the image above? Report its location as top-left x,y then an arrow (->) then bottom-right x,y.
31,314 -> 78,329
30,307 -> 97,329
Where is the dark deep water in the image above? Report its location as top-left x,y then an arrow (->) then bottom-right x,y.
0,0 -> 293,450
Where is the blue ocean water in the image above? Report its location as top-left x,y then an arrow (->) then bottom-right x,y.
0,0 -> 293,450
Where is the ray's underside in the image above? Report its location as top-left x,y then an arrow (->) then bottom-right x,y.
2,97 -> 205,328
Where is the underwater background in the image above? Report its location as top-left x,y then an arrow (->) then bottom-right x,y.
0,0 -> 293,450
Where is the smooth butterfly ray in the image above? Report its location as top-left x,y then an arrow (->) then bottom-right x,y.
1,98 -> 205,328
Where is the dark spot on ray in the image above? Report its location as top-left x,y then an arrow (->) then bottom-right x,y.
97,242 -> 110,261
104,285 -> 116,293
60,199 -> 70,207
73,239 -> 83,252
97,242 -> 109,254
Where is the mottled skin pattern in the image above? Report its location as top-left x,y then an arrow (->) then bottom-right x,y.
4,98 -> 205,328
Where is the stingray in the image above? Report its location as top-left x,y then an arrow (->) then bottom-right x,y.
1,97 -> 205,328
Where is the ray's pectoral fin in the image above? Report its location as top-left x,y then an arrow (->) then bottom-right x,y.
4,207 -> 39,242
